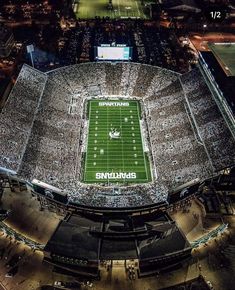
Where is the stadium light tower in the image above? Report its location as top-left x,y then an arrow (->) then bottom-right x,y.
26,44 -> 35,68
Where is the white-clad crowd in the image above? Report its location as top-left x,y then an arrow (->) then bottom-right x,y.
1,63 -> 235,208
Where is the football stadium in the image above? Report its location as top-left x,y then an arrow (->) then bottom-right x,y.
0,42 -> 235,285
0,0 -> 235,287
73,0 -> 149,19
208,42 -> 235,76
1,61 -> 235,210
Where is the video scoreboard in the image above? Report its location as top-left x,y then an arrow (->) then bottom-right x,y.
95,44 -> 132,61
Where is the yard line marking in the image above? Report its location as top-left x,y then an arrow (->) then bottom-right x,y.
118,0 -> 121,16
135,1 -> 141,17
120,106 -> 124,172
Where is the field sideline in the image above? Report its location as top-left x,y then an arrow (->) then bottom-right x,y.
83,100 -> 152,184
73,0 -> 149,19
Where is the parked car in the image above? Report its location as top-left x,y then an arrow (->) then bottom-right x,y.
207,281 -> 214,290
54,281 -> 66,288
5,265 -> 18,278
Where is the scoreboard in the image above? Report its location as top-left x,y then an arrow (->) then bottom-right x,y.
95,44 -> 132,61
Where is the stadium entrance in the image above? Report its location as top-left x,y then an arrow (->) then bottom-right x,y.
101,260 -> 138,280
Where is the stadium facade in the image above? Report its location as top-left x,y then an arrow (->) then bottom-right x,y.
44,211 -> 192,278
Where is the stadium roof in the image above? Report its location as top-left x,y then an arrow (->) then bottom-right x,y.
161,0 -> 200,12
45,212 -> 191,262
44,215 -> 101,261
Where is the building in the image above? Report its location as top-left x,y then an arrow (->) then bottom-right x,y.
0,25 -> 14,58
198,43 -> 235,139
161,0 -> 201,14
44,212 -> 192,278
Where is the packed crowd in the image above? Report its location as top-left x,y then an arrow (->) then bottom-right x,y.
1,62 -> 235,208
18,70 -> 84,185
145,78 -> 213,191
67,183 -> 168,208
181,68 -> 235,171
0,65 -> 47,172
60,21 -> 190,73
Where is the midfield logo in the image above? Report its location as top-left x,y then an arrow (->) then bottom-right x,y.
109,128 -> 121,139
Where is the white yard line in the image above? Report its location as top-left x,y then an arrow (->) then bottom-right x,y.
118,0 -> 121,16
120,107 -> 125,172
135,1 -> 141,17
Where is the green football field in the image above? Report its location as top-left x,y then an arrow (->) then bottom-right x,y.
73,0 -> 150,19
208,43 -> 235,76
83,100 -> 152,184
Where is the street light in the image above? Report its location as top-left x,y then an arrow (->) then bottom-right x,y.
26,44 -> 34,68
202,24 -> 207,36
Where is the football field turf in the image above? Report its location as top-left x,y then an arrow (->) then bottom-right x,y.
208,43 -> 235,76
73,0 -> 149,19
83,100 -> 152,184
